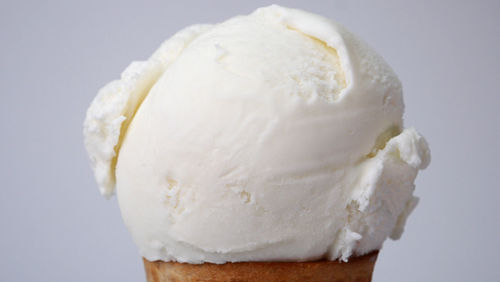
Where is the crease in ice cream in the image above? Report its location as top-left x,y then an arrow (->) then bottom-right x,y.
84,5 -> 430,263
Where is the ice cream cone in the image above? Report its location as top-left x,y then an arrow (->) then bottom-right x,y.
143,251 -> 378,282
85,6 -> 428,282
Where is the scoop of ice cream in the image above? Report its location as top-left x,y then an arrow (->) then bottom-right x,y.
84,5 -> 430,263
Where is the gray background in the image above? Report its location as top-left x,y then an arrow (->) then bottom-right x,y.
1,0 -> 498,281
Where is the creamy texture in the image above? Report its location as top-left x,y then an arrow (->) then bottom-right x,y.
84,5 -> 430,263
83,24 -> 212,197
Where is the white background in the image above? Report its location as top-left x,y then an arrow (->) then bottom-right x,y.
1,0 -> 499,281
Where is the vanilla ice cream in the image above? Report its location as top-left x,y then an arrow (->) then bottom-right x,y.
84,5 -> 430,263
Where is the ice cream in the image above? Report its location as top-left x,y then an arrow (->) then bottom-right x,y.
84,5 -> 430,264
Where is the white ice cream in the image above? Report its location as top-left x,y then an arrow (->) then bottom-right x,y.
84,5 -> 430,263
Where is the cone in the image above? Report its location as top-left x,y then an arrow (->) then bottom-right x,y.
143,251 -> 378,282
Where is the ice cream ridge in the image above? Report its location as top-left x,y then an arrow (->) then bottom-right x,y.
84,4 -> 430,277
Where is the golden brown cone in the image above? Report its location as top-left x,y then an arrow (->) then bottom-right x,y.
143,251 -> 378,282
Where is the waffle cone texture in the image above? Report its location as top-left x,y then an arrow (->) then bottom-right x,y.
143,251 -> 378,282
